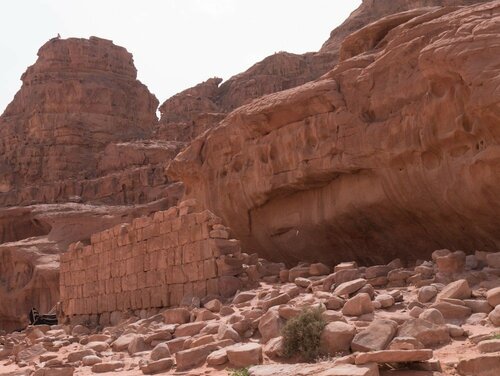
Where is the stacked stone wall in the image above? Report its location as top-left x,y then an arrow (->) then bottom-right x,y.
59,201 -> 242,319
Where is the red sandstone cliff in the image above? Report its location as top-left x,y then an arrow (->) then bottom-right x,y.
169,1 -> 500,265
0,0 -> 497,331
0,37 -> 183,331
157,0 -> 491,143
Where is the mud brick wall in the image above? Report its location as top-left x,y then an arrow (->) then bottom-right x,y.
59,201 -> 243,317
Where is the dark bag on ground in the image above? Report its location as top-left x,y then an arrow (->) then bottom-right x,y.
29,308 -> 58,326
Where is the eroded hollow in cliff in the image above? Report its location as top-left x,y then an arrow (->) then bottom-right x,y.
0,212 -> 52,243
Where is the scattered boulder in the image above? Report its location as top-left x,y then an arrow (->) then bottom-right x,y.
342,293 -> 373,316
258,310 -> 283,343
226,343 -> 263,367
486,287 -> 500,307
487,252 -> 500,268
128,335 -> 149,355
207,348 -> 228,366
174,322 -> 207,337
320,321 -> 356,355
351,319 -> 398,352
398,318 -> 450,347
435,251 -> 466,274
374,294 -> 394,308
457,354 -> 500,376
150,343 -> 171,361
140,358 -> 174,375
419,308 -> 445,325
82,355 -> 102,366
437,279 -> 471,300
310,263 -> 330,276
67,349 -> 95,363
112,333 -> 140,352
355,349 -> 433,365
488,305 -> 500,326
334,278 -> 367,296
91,361 -> 125,373
163,308 -> 190,324
388,336 -> 424,350
430,301 -> 472,322
478,339 -> 500,353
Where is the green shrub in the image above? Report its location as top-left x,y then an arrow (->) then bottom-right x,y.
281,306 -> 326,361
229,368 -> 250,376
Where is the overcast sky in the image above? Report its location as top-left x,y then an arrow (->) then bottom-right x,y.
0,0 -> 361,113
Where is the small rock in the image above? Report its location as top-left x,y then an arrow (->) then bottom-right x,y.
388,336 -> 424,350
374,294 -> 394,308
91,361 -> 124,373
151,343 -> 171,361
351,319 -> 398,352
258,310 -> 283,343
430,301 -> 472,321
464,299 -> 493,313
233,291 -> 256,304
174,321 -> 207,337
226,343 -> 263,367
355,349 -> 433,365
128,335 -> 149,355
342,293 -> 373,316
162,308 -> 190,324
218,323 -> 241,342
325,296 -> 345,310
447,324 -> 464,337
86,341 -> 109,352
334,278 -> 367,296
82,355 -> 102,366
419,308 -> 445,325
140,358 -> 174,375
398,318 -> 450,347
486,287 -> 500,308
437,279 -> 471,300
261,293 -> 290,311
418,286 -> 438,303
487,252 -> 500,268
321,310 -> 346,323
457,354 -> 500,376
478,339 -> 500,353
310,263 -> 330,276
435,251 -> 466,274
488,305 -> 500,326
264,336 -> 284,358
204,299 -> 222,312
320,321 -> 356,355
67,349 -> 95,362
294,277 -> 311,288
207,348 -> 228,366
112,333 -> 139,352
71,325 -> 90,336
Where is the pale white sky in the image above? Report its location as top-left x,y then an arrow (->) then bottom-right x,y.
0,0 -> 361,113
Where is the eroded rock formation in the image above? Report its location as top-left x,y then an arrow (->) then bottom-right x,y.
0,37 -> 183,330
170,1 -> 500,265
157,0 -> 491,143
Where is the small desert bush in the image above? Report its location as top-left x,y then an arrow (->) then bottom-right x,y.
281,306 -> 326,361
229,368 -> 250,376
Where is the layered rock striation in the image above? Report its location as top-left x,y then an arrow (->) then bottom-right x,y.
0,37 -> 183,330
170,1 -> 500,265
157,0 -> 491,143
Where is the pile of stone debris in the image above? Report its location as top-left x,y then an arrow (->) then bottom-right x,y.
1,248 -> 500,376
